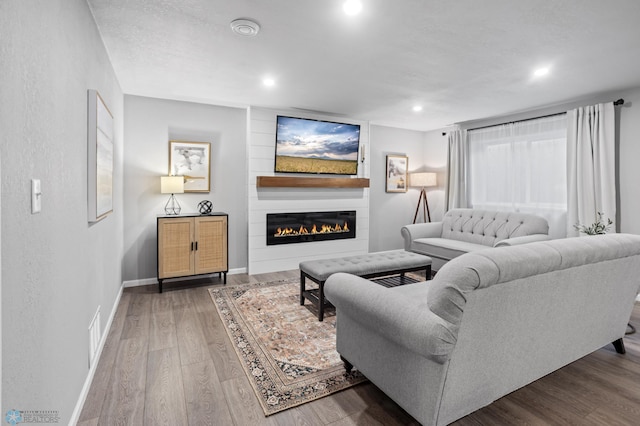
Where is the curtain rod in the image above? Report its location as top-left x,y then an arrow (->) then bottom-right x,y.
467,111 -> 566,132
442,99 -> 625,135
467,98 -> 625,132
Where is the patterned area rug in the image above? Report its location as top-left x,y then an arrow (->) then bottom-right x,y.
209,279 -> 367,416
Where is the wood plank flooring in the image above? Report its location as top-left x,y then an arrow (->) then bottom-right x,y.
78,271 -> 640,425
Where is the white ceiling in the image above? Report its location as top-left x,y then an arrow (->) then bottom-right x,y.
87,0 -> 640,131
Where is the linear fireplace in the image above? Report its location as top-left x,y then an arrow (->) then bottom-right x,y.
266,211 -> 356,245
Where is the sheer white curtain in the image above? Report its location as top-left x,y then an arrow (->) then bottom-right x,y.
445,128 -> 469,211
566,102 -> 616,236
468,114 -> 568,238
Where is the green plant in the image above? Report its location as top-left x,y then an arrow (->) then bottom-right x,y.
574,212 -> 613,235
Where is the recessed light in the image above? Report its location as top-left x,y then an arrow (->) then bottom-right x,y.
412,105 -> 423,112
343,0 -> 363,16
533,66 -> 550,78
230,19 -> 260,37
263,77 -> 275,87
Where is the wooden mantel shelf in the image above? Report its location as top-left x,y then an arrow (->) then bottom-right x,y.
256,176 -> 370,188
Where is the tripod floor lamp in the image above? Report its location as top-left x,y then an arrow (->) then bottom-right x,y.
409,172 -> 437,223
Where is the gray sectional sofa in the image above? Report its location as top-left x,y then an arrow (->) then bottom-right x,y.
402,208 -> 550,271
325,234 -> 640,426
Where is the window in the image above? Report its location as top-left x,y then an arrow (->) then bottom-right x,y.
468,113 -> 567,238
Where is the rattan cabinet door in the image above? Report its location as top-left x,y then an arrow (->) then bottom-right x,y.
194,216 -> 228,274
158,217 -> 194,279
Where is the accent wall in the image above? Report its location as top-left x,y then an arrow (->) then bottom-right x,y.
247,107 -> 370,274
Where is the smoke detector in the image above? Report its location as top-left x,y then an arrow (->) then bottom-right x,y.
230,19 -> 260,37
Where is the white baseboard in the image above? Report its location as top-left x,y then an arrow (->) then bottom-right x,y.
68,283 -> 124,426
123,277 -> 157,288
636,294 -> 640,303
122,267 -> 247,288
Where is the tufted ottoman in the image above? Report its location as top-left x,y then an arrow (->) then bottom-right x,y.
299,250 -> 432,320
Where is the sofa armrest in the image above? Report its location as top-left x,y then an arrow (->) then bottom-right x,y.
493,234 -> 551,248
324,273 -> 455,363
401,222 -> 444,250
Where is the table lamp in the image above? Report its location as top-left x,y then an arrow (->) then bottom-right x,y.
161,176 -> 184,215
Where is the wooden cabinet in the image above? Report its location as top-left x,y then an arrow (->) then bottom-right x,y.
157,213 -> 228,292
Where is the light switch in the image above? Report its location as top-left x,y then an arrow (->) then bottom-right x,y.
31,179 -> 41,214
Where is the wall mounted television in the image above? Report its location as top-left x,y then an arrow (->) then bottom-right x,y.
274,115 -> 360,175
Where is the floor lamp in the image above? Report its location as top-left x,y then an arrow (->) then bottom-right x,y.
409,172 -> 437,223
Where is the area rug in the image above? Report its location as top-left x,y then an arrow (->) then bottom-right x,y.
209,278 -> 367,416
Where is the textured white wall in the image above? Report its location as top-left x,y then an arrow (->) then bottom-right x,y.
616,87 -> 640,236
422,129 -> 449,222
0,144 -> 2,412
369,125 -> 423,252
0,1 -> 123,423
368,125 -> 448,252
122,95 -> 248,281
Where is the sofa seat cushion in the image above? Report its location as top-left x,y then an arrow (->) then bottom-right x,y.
412,238 -> 488,261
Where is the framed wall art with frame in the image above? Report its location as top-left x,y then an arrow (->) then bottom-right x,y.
385,154 -> 408,193
168,140 -> 211,192
88,89 -> 114,223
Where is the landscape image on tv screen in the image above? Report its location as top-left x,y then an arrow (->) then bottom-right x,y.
274,116 -> 360,175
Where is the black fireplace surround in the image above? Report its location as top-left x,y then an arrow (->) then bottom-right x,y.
266,211 -> 356,245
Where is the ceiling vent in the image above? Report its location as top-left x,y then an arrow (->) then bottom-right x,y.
230,19 -> 260,37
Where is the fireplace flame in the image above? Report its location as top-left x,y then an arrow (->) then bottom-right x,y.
274,221 -> 350,237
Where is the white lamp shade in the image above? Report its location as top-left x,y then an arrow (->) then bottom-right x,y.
409,172 -> 437,188
161,176 -> 184,194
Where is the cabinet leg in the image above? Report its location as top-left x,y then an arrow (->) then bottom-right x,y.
223,272 -> 227,285
158,279 -> 163,293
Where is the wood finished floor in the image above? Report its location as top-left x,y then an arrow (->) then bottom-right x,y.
78,270 -> 640,425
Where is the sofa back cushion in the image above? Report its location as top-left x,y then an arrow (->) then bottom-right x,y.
427,233 -> 640,327
440,209 -> 549,247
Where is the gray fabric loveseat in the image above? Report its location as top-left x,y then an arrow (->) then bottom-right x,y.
324,234 -> 640,426
402,208 -> 550,271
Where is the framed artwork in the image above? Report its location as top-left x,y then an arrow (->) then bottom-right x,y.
386,155 -> 408,193
169,140 -> 211,192
88,89 -> 114,222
